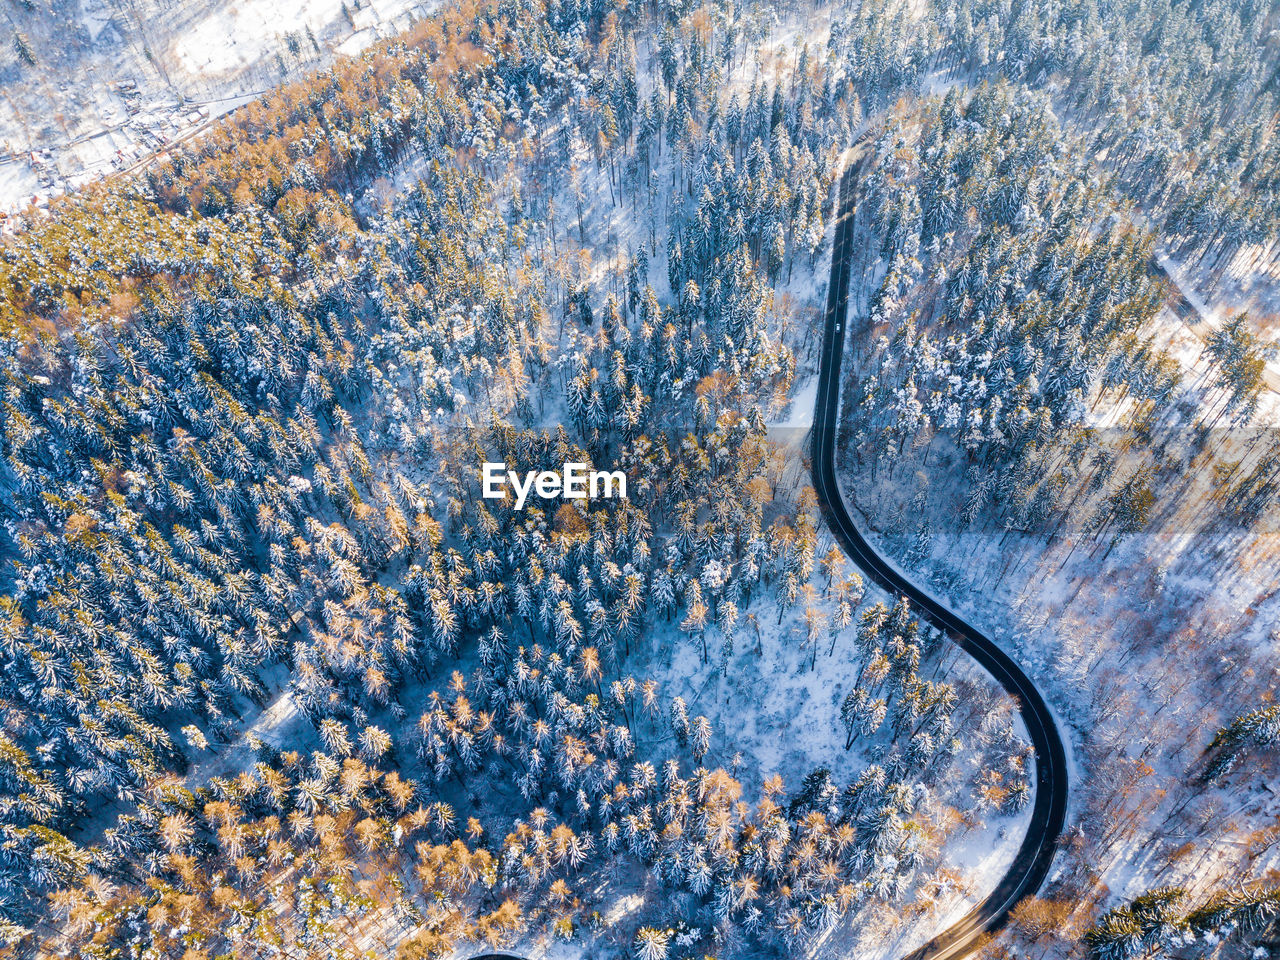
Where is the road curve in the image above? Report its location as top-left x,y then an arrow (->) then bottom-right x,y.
811,158 -> 1070,960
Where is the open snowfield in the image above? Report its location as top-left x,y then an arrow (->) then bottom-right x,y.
0,0 -> 436,216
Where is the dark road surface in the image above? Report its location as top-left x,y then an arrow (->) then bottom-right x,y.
809,157 -> 1071,960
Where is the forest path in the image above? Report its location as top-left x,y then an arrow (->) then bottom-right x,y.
809,154 -> 1071,960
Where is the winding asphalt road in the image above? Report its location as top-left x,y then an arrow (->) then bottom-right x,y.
810,157 -> 1070,960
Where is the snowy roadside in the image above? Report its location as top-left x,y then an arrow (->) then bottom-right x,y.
837,247 -> 1280,909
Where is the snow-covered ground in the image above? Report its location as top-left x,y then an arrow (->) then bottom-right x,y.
0,0 -> 437,216
1157,252 -> 1280,395
171,0 -> 419,74
1159,243 -> 1280,340
839,268 -> 1280,918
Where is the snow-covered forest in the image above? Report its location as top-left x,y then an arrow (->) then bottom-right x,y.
1,0 -> 1279,959
832,4 -> 1280,960
0,0 -> 1039,957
